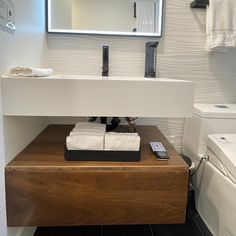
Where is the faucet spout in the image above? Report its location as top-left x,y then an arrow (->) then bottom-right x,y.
102,45 -> 109,76
145,41 -> 159,78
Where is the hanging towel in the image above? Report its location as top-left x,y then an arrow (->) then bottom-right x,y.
206,0 -> 236,51
136,1 -> 155,33
9,67 -> 53,77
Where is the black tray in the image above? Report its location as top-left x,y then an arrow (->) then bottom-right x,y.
64,145 -> 141,162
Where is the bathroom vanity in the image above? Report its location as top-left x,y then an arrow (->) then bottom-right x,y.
5,125 -> 188,226
2,75 -> 193,226
5,125 -> 189,227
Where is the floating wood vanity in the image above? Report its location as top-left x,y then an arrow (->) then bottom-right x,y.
5,125 -> 189,227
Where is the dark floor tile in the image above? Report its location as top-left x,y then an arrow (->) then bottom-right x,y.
103,225 -> 151,236
51,226 -> 101,236
34,227 -> 53,236
151,224 -> 171,236
194,215 -> 213,236
151,219 -> 203,236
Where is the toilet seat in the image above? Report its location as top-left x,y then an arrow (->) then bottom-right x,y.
207,134 -> 236,181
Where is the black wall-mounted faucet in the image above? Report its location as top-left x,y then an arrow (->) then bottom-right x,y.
102,45 -> 109,76
145,41 -> 159,78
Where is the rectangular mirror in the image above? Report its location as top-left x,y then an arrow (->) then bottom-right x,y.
47,0 -> 164,37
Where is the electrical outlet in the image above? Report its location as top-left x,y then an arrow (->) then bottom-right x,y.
6,0 -> 15,30
169,135 -> 176,145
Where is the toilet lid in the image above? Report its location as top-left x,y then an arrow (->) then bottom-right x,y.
194,104 -> 236,118
207,134 -> 236,179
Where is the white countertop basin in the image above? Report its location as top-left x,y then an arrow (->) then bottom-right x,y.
1,75 -> 194,117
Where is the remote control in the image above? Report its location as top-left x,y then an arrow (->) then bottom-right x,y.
150,142 -> 166,152
155,151 -> 169,160
150,142 -> 169,160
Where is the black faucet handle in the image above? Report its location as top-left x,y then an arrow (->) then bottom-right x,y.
102,66 -> 109,77
102,45 -> 109,77
102,66 -> 108,72
145,41 -> 159,78
146,41 -> 159,48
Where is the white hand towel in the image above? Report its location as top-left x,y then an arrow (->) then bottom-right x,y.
206,0 -> 236,51
9,67 -> 53,77
105,133 -> 140,151
66,133 -> 104,150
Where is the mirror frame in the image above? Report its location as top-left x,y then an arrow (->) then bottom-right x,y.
46,0 -> 164,37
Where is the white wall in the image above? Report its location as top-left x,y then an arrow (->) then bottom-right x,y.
0,1 -> 48,236
47,0 -> 236,151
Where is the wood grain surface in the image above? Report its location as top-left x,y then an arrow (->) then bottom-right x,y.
5,125 -> 189,227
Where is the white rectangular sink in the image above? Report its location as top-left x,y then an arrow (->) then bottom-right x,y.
1,76 -> 194,117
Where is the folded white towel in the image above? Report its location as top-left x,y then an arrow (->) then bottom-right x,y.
106,132 -> 139,136
66,133 -> 104,150
75,122 -> 106,129
70,130 -> 105,136
75,122 -> 99,126
72,127 -> 106,133
9,67 -> 53,77
74,123 -> 106,133
105,133 -> 140,151
73,127 -> 106,132
206,0 -> 236,51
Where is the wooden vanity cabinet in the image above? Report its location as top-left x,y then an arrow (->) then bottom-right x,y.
5,125 -> 189,227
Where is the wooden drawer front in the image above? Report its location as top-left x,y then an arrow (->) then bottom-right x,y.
6,170 -> 188,227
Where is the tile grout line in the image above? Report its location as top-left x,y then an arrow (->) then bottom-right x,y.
194,216 -> 207,236
50,227 -> 54,236
149,224 -> 154,236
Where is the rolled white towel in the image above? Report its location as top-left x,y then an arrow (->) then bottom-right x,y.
105,133 -> 140,151
9,67 -> 53,77
66,133 -> 104,150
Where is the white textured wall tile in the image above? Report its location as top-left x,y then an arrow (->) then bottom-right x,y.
0,1 -> 48,235
47,0 -> 236,153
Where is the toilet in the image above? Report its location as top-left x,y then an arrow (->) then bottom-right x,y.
183,104 -> 236,236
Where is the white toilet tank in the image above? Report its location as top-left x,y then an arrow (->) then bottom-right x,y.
183,104 -> 236,163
